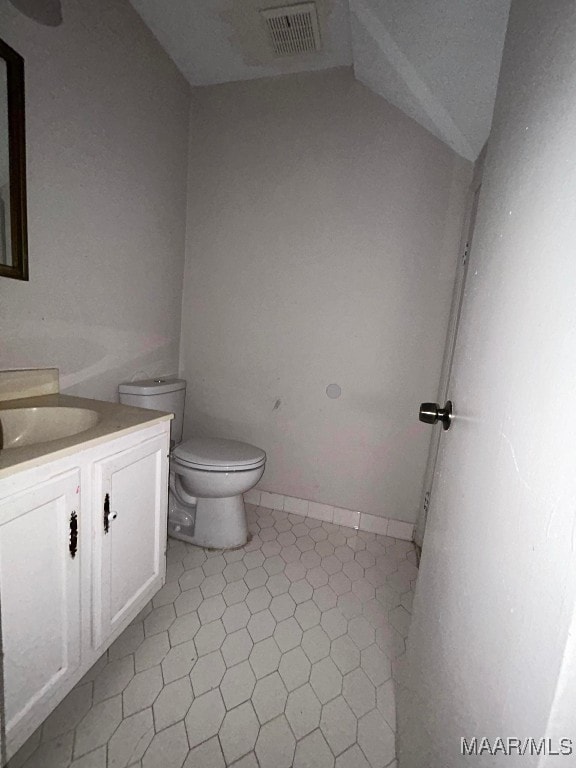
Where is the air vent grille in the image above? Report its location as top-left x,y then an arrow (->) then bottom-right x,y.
261,3 -> 321,57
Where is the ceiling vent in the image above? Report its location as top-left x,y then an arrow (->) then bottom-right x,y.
261,3 -> 322,57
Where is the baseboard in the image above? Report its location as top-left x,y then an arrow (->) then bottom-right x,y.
243,489 -> 414,542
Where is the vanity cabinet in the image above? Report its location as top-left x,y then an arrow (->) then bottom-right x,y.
0,419 -> 170,761
0,470 -> 82,748
92,435 -> 166,648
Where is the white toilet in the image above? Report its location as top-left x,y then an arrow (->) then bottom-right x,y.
118,378 -> 265,549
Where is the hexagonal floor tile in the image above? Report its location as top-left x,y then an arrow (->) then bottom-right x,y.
190,650 -> 225,695
267,572 -> 290,596
252,671 -> 288,724
249,637 -> 281,679
342,668 -> 375,718
293,729 -> 334,768
198,594 -> 226,625
307,566 -> 329,588
153,676 -> 193,731
202,554 -> 226,576
295,600 -> 321,631
255,715 -> 296,768
179,567 -> 204,593
161,639 -> 197,683
182,736 -> 225,768
219,701 -> 259,764
270,593 -> 296,622
247,609 -> 276,642
285,683 -> 321,739
220,660 -> 256,709
222,627 -> 253,667
185,689 -> 225,749
310,657 -> 343,704
357,710 -> 395,767
12,506 -> 411,768
245,566 -> 269,589
246,586 -> 272,614
222,602 -> 250,634
289,579 -> 313,605
108,623 -> 144,661
200,573 -> 226,598
123,666 -> 163,717
143,721 -> 189,768
223,579 -> 249,606
335,744 -> 372,768
168,611 -> 200,647
361,644 -> 392,687
42,682 -> 93,742
108,708 -> 154,767
278,647 -> 311,691
331,634 -> 360,675
320,607 -> 348,640
313,585 -> 338,612
274,617 -> 303,652
388,605 -> 411,638
223,560 -> 247,583
320,695 -> 357,756
144,605 -> 176,637
73,696 -> 122,759
301,625 -> 331,664
135,632 -> 170,673
243,551 -> 265,570
174,588 -> 202,617
194,620 -> 226,656
348,617 -> 375,650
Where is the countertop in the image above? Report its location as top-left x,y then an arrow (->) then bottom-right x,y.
0,394 -> 172,478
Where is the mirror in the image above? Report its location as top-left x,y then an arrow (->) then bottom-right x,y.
0,38 -> 28,281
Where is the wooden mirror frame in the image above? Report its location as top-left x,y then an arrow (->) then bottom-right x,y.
0,37 -> 28,281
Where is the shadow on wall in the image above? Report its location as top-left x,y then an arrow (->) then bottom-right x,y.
0,321 -> 178,401
184,405 -> 320,498
183,398 -> 428,512
8,0 -> 62,26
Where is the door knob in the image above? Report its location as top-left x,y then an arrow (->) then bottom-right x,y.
419,400 -> 453,430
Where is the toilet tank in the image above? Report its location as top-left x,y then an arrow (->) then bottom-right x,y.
118,378 -> 186,445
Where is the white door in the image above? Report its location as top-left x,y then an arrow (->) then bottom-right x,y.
92,436 -> 167,648
399,1 -> 576,765
0,470 -> 81,750
414,175 -> 482,549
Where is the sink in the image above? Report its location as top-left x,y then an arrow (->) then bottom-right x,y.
0,407 -> 100,450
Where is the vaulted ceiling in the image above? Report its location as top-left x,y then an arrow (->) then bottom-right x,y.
129,0 -> 511,160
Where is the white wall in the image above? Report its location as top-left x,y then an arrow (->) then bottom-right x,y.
0,0 -> 190,401
181,68 -> 470,523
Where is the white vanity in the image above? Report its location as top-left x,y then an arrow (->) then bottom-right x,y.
0,370 -> 171,760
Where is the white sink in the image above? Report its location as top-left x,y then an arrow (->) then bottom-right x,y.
0,407 -> 100,450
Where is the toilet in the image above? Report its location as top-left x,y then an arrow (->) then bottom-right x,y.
118,378 -> 265,549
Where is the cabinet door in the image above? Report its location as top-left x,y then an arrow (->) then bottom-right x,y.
93,436 -> 167,648
0,470 -> 81,750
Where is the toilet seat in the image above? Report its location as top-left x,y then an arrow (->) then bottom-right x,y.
172,437 -> 266,472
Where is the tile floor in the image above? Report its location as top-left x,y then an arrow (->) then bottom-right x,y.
9,504 -> 418,768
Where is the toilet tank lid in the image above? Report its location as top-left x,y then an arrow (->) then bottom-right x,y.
119,378 -> 186,396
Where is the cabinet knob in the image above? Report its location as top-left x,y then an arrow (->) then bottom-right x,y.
104,493 -> 111,533
69,511 -> 78,558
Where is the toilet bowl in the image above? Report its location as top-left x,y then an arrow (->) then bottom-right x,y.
118,379 -> 266,549
169,437 -> 265,549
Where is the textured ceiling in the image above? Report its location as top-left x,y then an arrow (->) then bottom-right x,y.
129,0 -> 511,160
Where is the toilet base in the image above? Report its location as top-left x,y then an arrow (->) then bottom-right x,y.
168,491 -> 248,550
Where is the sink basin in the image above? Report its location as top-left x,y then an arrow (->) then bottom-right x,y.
0,407 -> 100,450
